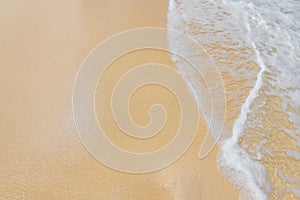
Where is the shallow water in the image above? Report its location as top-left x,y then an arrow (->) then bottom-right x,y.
167,0 -> 300,199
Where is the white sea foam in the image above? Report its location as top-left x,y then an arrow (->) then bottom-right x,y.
168,0 -> 300,199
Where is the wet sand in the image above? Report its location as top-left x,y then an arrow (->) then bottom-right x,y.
0,0 -> 239,199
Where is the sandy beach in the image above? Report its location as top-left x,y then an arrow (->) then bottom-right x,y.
0,0 -> 239,199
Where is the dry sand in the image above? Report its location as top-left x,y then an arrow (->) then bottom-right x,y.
0,0 -> 239,199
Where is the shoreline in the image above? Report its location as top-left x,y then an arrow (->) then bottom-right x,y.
0,0 -> 239,199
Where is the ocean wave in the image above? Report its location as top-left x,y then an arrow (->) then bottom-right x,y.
167,0 -> 300,199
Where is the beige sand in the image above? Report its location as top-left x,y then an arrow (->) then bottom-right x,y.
0,0 -> 239,199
